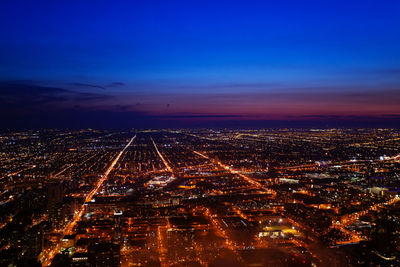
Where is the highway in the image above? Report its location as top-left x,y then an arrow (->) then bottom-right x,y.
193,150 -> 276,197
151,137 -> 173,173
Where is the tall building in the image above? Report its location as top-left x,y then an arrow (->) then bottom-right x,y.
50,203 -> 66,229
10,227 -> 24,249
113,211 -> 123,243
24,223 -> 44,259
47,182 -> 63,209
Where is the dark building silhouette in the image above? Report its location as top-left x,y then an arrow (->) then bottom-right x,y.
50,253 -> 72,267
47,182 -> 63,209
88,243 -> 120,266
24,223 -> 44,259
370,218 -> 398,258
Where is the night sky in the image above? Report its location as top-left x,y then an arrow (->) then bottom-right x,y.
1,1 -> 400,128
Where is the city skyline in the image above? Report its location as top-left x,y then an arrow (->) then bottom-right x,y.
1,129 -> 400,266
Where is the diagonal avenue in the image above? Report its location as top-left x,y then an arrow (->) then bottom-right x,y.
40,135 -> 136,266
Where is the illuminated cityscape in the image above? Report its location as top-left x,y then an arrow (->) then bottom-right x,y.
0,129 -> 399,266
1,1 -> 400,266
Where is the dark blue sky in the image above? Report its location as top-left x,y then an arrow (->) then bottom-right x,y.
1,0 -> 400,128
